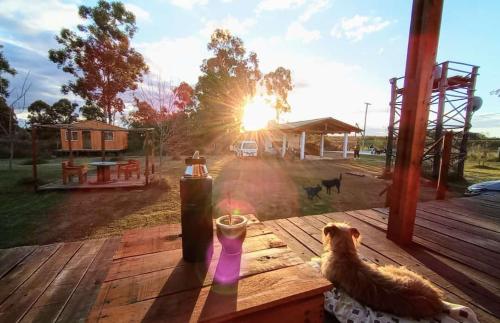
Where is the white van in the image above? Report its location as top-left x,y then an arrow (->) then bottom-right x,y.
235,140 -> 258,157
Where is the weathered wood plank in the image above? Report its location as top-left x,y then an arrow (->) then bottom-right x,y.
264,220 -> 315,262
0,245 -> 37,279
19,239 -> 106,323
274,219 -> 323,255
56,237 -> 120,323
0,244 -> 61,304
90,264 -> 331,323
0,242 -> 82,323
106,233 -> 286,282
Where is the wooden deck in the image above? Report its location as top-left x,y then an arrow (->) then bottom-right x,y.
38,174 -> 147,191
1,194 -> 498,322
264,193 -> 500,323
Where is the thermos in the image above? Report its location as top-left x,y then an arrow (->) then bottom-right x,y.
180,151 -> 213,262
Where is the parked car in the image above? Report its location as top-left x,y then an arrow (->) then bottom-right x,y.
235,140 -> 258,158
464,180 -> 500,196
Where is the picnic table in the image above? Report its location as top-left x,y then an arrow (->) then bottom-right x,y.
88,215 -> 332,322
89,161 -> 117,184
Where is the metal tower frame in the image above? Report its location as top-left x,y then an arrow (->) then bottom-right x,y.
385,61 -> 479,179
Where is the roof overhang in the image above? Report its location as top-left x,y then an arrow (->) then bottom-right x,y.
269,117 -> 362,134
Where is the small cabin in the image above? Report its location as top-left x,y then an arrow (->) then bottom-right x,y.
60,120 -> 128,152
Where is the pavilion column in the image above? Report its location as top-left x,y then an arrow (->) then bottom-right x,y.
101,130 -> 105,161
342,133 -> 349,159
320,134 -> 325,158
67,128 -> 74,166
282,134 -> 287,158
300,131 -> 306,160
387,0 -> 443,245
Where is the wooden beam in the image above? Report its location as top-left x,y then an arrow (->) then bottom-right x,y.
67,128 -> 74,166
436,131 -> 453,200
432,61 -> 448,178
385,78 -> 398,176
31,126 -> 38,192
299,131 -> 305,160
387,0 -> 444,245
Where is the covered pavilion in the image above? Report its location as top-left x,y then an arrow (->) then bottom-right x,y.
269,117 -> 362,160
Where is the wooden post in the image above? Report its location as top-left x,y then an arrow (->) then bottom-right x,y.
385,78 -> 398,176
31,126 -> 38,191
145,131 -> 150,185
387,0 -> 443,245
320,134 -> 325,158
67,128 -> 74,166
101,130 -> 106,161
281,134 -> 287,158
300,131 -> 305,160
436,131 -> 453,200
432,62 -> 448,178
457,66 -> 479,178
342,133 -> 348,159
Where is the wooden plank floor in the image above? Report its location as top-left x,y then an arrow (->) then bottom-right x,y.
0,237 -> 120,322
264,193 -> 500,323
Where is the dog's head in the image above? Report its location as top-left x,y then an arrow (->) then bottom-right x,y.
322,222 -> 360,254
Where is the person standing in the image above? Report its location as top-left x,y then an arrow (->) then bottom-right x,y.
353,143 -> 360,159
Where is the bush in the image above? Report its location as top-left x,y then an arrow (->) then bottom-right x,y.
19,159 -> 49,165
17,177 -> 47,186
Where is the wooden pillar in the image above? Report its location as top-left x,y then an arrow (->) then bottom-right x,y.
320,134 -> 325,158
281,134 -> 287,158
67,128 -> 74,166
387,0 -> 443,245
342,133 -> 348,159
145,130 -> 150,185
457,66 -> 479,178
101,130 -> 106,161
299,131 -> 306,160
436,131 -> 453,200
432,61 -> 448,178
31,126 -> 38,191
385,78 -> 398,176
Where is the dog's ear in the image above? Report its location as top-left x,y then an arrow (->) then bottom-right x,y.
350,227 -> 360,239
323,223 -> 336,236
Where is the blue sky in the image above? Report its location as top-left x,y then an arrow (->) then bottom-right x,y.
1,0 -> 499,136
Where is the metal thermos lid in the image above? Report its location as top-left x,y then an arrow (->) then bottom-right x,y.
184,151 -> 208,177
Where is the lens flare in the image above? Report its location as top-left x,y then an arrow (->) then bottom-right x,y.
241,96 -> 275,131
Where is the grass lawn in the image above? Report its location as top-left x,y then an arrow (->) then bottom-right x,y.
1,153 -> 498,248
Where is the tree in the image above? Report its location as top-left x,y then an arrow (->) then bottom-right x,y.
262,67 -> 293,121
194,29 -> 261,140
80,101 -> 106,121
0,44 -> 17,98
49,0 -> 148,124
128,76 -> 193,172
28,99 -> 78,125
0,97 -> 17,136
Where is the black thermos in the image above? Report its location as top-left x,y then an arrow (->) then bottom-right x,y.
180,153 -> 213,262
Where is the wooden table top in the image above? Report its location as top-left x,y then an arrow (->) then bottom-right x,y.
88,215 -> 332,322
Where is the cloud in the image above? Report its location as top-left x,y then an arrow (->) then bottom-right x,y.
299,0 -> 330,22
256,0 -> 305,13
0,0 -> 81,34
200,16 -> 257,37
170,0 -> 208,10
286,22 -> 321,43
331,15 -> 391,42
124,3 -> 151,22
136,36 -> 208,84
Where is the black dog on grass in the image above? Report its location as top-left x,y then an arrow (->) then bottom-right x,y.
303,185 -> 322,200
321,174 -> 342,195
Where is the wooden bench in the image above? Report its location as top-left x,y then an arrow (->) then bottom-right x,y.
62,161 -> 88,184
117,160 -> 141,180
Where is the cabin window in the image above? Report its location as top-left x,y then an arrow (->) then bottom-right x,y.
104,131 -> 114,141
65,130 -> 78,141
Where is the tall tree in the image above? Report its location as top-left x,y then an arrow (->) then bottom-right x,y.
49,0 -> 148,124
262,67 -> 293,121
28,99 -> 78,125
0,97 -> 17,136
129,76 -> 193,172
80,101 -> 106,121
194,29 -> 261,140
0,44 -> 17,98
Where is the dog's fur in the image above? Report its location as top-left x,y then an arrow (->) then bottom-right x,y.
303,185 -> 322,200
321,174 -> 342,194
321,222 -> 445,319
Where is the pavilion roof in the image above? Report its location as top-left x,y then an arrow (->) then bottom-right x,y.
269,117 -> 362,134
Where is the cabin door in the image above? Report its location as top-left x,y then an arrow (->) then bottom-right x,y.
83,131 -> 92,149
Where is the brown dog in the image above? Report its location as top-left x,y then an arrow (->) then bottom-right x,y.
321,222 -> 445,319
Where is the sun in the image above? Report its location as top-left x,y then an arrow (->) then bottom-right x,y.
241,96 -> 275,131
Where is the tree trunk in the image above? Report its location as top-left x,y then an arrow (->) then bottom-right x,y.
8,105 -> 14,170
159,128 -> 163,175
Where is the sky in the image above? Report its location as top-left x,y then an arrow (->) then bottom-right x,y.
0,0 -> 499,136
